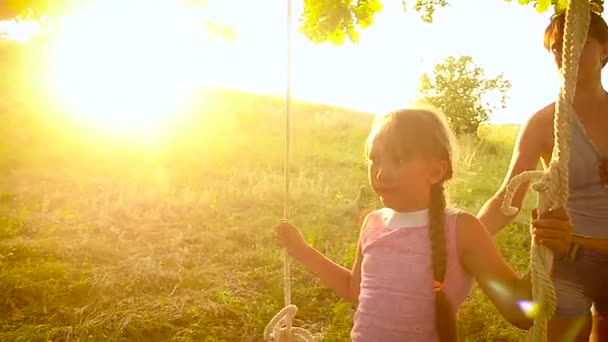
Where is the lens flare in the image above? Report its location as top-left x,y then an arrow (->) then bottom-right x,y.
518,300 -> 540,319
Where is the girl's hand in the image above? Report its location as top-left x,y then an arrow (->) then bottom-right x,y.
274,220 -> 309,258
530,207 -> 573,259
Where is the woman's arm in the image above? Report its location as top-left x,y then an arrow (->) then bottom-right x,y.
477,107 -> 551,236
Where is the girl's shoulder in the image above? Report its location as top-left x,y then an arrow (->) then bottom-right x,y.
445,207 -> 462,217
361,208 -> 383,226
360,207 -> 484,230
448,208 -> 485,232
449,209 -> 495,257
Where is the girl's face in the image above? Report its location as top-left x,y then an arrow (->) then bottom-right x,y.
367,135 -> 447,211
550,35 -> 608,84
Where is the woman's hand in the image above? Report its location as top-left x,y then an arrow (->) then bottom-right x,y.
274,220 -> 309,259
530,207 -> 573,259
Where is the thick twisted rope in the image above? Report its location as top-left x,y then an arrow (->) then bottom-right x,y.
501,0 -> 590,341
264,0 -> 315,341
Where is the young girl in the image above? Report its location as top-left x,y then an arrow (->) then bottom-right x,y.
478,9 -> 608,341
275,109 -> 572,341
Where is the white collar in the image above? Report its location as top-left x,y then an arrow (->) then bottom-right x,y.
380,207 -> 429,229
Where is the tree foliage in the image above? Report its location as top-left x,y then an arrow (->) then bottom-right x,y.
414,55 -> 511,135
0,1 -> 586,44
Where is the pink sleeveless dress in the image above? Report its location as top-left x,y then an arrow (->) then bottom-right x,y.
351,208 -> 473,341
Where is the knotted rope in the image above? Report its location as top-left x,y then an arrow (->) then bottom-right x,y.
264,0 -> 316,341
501,0 -> 590,341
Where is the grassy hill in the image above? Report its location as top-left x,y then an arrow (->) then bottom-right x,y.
0,86 -> 536,341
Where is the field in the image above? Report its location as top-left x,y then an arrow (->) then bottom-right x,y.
0,86 -> 538,341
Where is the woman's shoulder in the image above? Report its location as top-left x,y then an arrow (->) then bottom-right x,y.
513,102 -> 556,158
525,103 -> 556,133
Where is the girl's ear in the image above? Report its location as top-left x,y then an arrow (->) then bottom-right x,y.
428,159 -> 448,185
601,39 -> 608,65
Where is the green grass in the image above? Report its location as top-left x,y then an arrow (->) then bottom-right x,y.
0,86 -> 537,341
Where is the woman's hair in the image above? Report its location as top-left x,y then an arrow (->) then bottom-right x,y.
365,108 -> 458,342
544,9 -> 608,67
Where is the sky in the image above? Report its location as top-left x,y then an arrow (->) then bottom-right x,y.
3,0 -> 606,124
196,0 -> 568,124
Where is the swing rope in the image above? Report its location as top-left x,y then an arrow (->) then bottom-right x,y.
263,0 -> 316,340
501,0 -> 590,341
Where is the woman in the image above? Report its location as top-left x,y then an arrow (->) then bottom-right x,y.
478,9 -> 608,342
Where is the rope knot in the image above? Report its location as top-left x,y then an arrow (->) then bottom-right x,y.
530,162 -> 558,193
531,177 -> 550,192
264,305 -> 316,342
500,169 -> 545,216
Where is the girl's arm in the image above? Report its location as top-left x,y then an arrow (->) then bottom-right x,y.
290,238 -> 362,303
457,212 -> 534,330
477,107 -> 551,236
276,215 -> 368,304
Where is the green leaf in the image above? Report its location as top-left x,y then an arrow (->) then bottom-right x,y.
554,0 -> 569,13
534,0 -> 552,13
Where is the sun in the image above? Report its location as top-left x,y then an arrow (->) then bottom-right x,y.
0,20 -> 41,42
48,0 -> 206,139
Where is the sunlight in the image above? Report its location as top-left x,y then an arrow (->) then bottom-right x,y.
48,0 -> 207,139
0,20 -> 41,42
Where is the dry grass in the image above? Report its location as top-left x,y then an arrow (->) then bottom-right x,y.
0,87 -> 535,341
